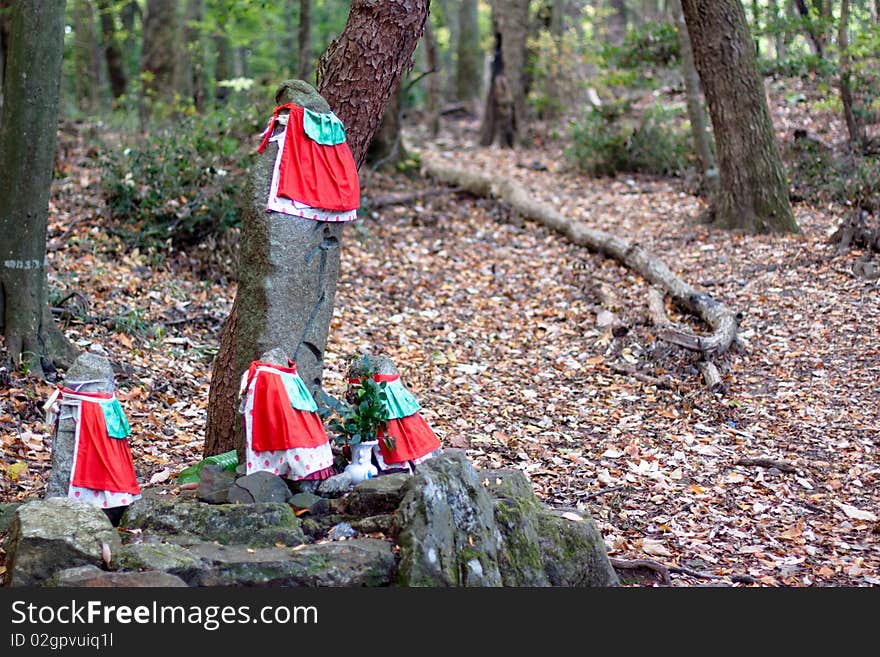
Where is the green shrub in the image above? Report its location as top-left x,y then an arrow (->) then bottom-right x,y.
100,107 -> 259,250
566,103 -> 693,177
610,23 -> 680,69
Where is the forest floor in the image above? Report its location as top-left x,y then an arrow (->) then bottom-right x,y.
1,78 -> 878,587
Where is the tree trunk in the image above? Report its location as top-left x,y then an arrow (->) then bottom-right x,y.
297,0 -> 313,82
0,5 -> 6,114
479,31 -> 516,147
793,0 -> 825,58
493,0 -> 530,142
120,0 -> 140,82
768,0 -> 785,63
140,0 -> 179,110
0,0 -> 77,377
873,0 -> 879,23
606,0 -> 628,45
204,0 -> 431,456
214,34 -> 233,105
95,0 -> 128,99
455,0 -> 482,105
751,0 -> 760,56
72,0 -> 103,114
178,0 -> 205,111
671,0 -> 716,180
425,17 -> 440,137
367,82 -> 406,168
680,0 -> 798,233
837,0 -> 863,152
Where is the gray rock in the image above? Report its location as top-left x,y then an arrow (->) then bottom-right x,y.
317,472 -> 355,497
5,498 -> 123,586
184,538 -> 395,587
289,492 -> 329,515
48,565 -> 187,587
393,450 -> 618,587
228,471 -> 293,504
350,514 -> 395,535
197,464 -> 236,504
0,502 -> 20,533
120,490 -> 304,547
116,541 -> 205,577
345,473 -> 410,516
395,450 -> 504,587
47,353 -> 115,498
287,479 -> 321,495
326,522 -> 357,541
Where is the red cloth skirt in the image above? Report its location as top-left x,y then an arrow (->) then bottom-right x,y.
258,103 -> 359,211
69,390 -> 140,495
377,413 -> 441,465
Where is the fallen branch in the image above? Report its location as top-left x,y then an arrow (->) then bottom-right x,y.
607,362 -> 681,391
581,484 -> 628,500
696,360 -> 724,392
422,159 -> 739,356
734,457 -> 797,474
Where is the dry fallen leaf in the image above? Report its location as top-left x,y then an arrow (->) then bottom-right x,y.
833,502 -> 878,522
149,468 -> 171,484
641,538 -> 672,557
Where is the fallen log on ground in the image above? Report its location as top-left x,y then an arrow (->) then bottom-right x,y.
422,158 -> 739,356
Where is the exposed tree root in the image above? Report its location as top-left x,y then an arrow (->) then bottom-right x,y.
422,159 -> 739,356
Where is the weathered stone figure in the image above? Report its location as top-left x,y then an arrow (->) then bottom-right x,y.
232,80 -> 358,458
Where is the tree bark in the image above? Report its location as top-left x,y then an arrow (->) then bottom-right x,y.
297,0 -> 313,82
0,0 -> 77,377
680,0 -> 798,233
204,0 -> 431,456
768,0 -> 785,63
214,33 -> 234,105
479,31 -> 516,147
455,0 -> 482,105
837,0 -> 864,152
140,0 -> 180,110
95,0 -> 128,99
671,0 -> 716,180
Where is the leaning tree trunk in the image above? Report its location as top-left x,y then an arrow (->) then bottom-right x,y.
671,0 -> 715,180
0,0 -> 77,377
680,0 -> 798,233
204,0 -> 430,457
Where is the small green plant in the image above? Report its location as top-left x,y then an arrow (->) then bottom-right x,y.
566,103 -> 692,177
111,308 -> 150,336
320,360 -> 393,452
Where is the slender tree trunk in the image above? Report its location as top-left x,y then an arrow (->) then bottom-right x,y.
73,0 -> 103,114
140,0 -> 179,111
671,0 -> 715,179
120,0 -> 140,83
214,34 -> 233,105
179,0 -> 205,111
297,0 -> 313,82
479,31 -> 515,147
837,0 -> 863,152
542,0 -> 566,119
480,0 -> 529,145
367,82 -> 406,168
455,0 -> 482,105
768,0 -> 785,63
873,0 -> 879,23
793,0 -> 825,57
205,0 -> 431,456
0,0 -> 77,377
0,5 -> 6,114
751,0 -> 761,57
425,17 -> 440,137
680,0 -> 798,233
606,0 -> 628,45
95,0 -> 128,99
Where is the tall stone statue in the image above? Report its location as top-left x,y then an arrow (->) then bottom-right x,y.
232,80 -> 360,461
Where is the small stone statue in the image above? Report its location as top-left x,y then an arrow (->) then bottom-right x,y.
238,348 -> 334,481
45,352 -> 140,508
345,354 -> 441,474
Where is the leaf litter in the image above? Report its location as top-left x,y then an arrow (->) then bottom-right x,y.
1,80 -> 878,587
